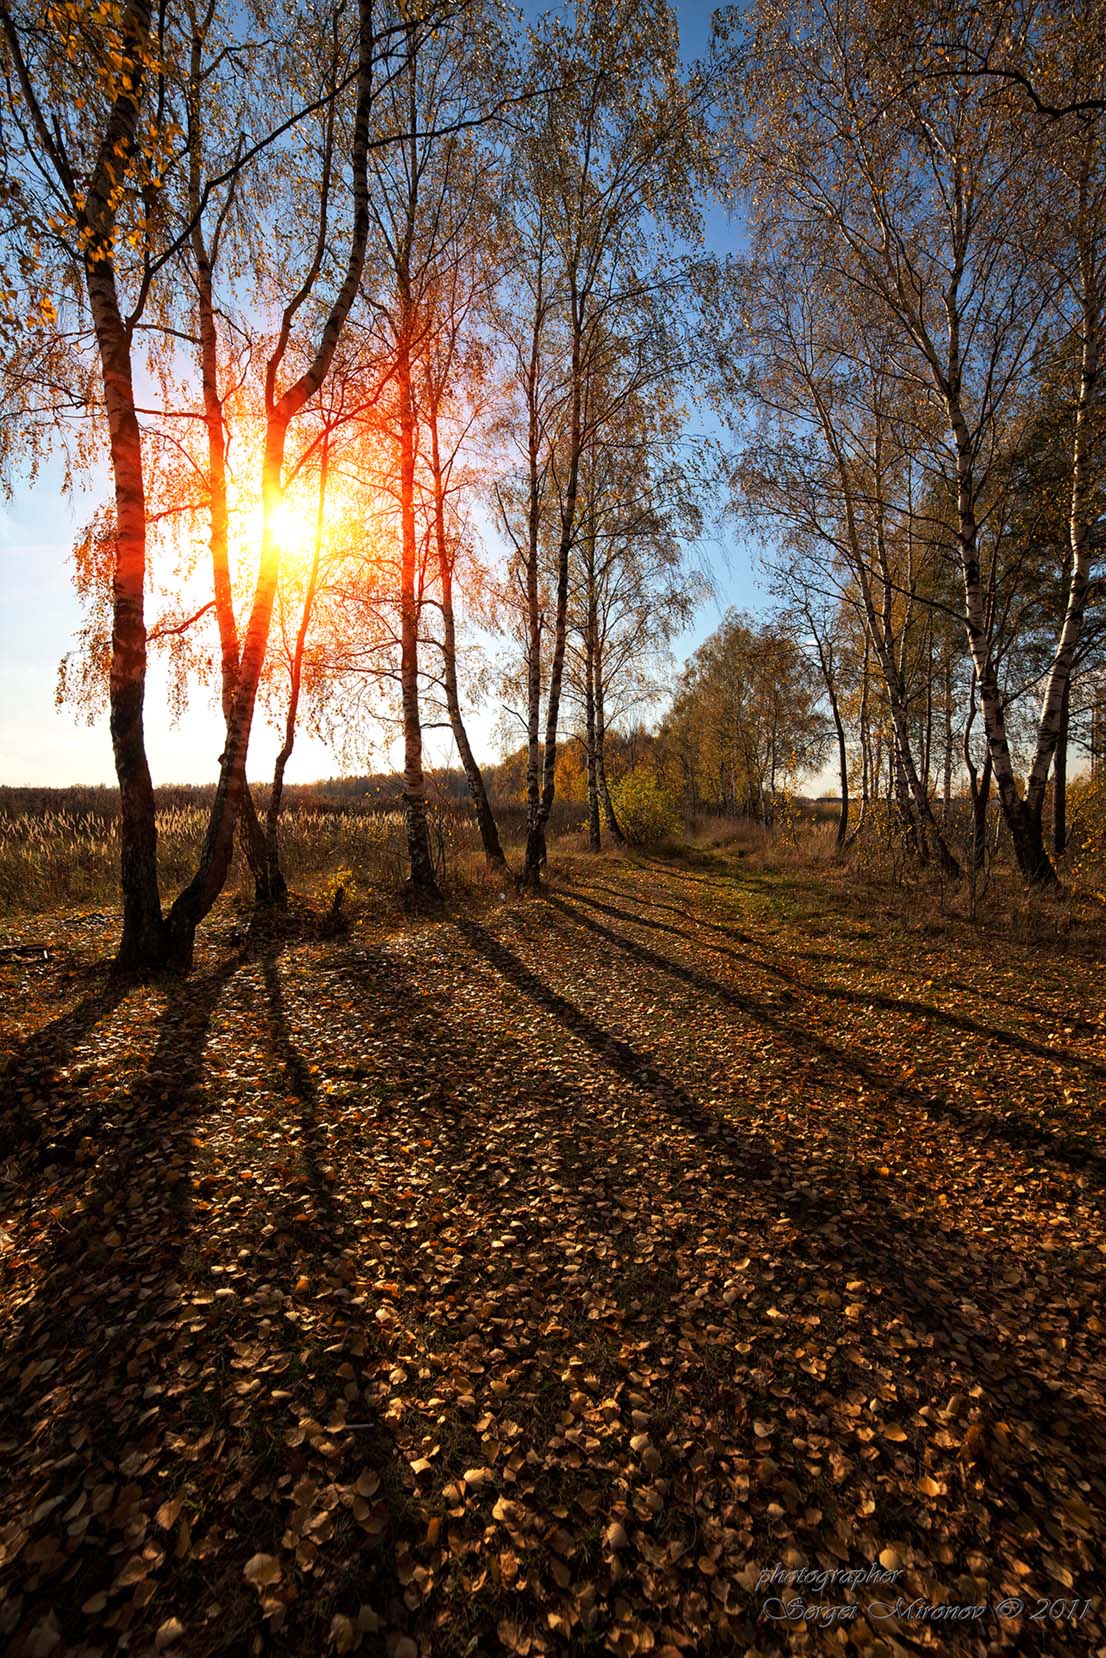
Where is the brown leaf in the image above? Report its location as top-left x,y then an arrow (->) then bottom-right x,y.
330,1613 -> 354,1653
243,1552 -> 282,1588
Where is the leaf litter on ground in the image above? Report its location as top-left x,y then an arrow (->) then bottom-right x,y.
1,850 -> 1104,1655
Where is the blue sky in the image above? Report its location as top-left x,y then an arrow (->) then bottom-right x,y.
0,0 -> 762,789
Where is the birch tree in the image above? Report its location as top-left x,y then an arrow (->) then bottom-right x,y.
1,0 -> 185,967
720,0 -> 1101,884
503,0 -> 701,887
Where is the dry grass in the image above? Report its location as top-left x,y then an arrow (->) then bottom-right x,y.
665,809 -> 1106,960
0,796 -> 591,920
3,791 -> 1101,961
0,804 -> 497,917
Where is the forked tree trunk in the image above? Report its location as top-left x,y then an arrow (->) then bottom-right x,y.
810,372 -> 958,877
166,419 -> 290,963
165,0 -> 378,967
936,268 -> 1058,887
191,183 -> 268,889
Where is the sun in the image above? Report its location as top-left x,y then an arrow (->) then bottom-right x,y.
236,496 -> 320,570
268,499 -> 319,565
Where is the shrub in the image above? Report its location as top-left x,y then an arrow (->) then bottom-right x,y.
610,769 -> 681,845
1065,773 -> 1106,898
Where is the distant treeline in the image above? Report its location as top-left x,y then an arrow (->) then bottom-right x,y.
0,764 -> 576,820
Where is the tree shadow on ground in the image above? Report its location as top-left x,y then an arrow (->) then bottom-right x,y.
4,878 -> 1105,1656
546,892 -> 1106,1192
0,923 -> 407,1658
560,886 -> 1106,1080
0,968 -> 132,1163
562,872 -> 880,972
450,915 -> 1106,1591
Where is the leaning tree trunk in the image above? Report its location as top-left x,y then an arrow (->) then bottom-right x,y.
1025,146 -> 1099,876
429,411 -> 508,876
889,721 -> 921,858
809,621 -> 848,851
844,634 -> 871,851
942,658 -> 954,823
1053,676 -> 1070,860
525,323 -> 582,888
75,0 -> 164,971
594,649 -> 624,846
584,589 -> 601,852
971,751 -> 992,874
531,495 -> 575,881
397,332 -> 440,906
260,432 -> 330,905
830,684 -> 849,852
521,239 -> 548,889
523,567 -> 546,886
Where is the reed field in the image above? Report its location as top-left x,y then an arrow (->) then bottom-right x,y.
0,788 -> 588,916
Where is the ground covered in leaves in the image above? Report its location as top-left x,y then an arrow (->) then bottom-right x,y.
1,850 -> 1105,1657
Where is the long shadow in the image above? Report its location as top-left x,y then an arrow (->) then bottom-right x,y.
451,916 -> 1106,1538
631,853 -> 752,894
545,894 -> 1106,1194
1,928 -> 414,1655
564,874 -> 757,936
560,887 -> 1106,1078
261,946 -> 340,1243
317,919 -> 1106,1644
0,970 -> 132,1161
562,886 -> 796,981
1,953 -> 238,1653
939,976 -> 1103,1036
252,933 -> 424,1651
572,871 -> 1106,1014
561,873 -> 880,972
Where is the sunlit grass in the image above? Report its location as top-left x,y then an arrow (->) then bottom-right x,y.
0,804 -> 489,915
